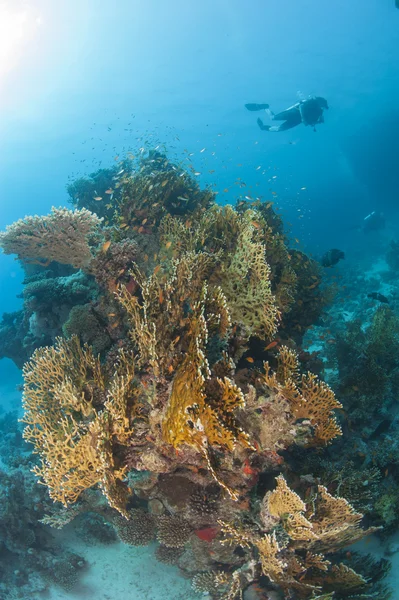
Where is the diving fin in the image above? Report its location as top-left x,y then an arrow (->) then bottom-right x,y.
245,103 -> 270,111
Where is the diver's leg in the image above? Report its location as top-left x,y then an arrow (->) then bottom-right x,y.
245,103 -> 270,111
272,106 -> 301,121
257,118 -> 271,131
258,118 -> 299,132
276,118 -> 301,131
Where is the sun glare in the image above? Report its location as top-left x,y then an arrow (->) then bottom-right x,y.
0,3 -> 41,81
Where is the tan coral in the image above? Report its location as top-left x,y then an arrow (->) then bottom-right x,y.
256,532 -> 286,582
0,206 -> 102,269
267,475 -> 315,541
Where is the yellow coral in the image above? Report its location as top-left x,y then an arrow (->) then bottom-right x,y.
216,209 -> 280,338
162,292 -> 252,456
22,336 -> 134,515
117,251 -> 216,376
264,347 -> 342,445
160,206 -> 281,340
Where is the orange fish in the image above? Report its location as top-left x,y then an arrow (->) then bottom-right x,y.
93,196 -> 103,201
246,357 -> 254,363
264,340 -> 279,351
105,189 -> 113,194
165,241 -> 172,249
102,240 -> 111,252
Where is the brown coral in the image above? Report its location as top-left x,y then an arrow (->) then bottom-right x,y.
156,514 -> 193,548
114,509 -> 156,546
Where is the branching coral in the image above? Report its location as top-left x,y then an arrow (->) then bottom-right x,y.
219,476 -> 377,598
159,205 -> 281,340
264,346 -> 342,444
0,207 -> 102,269
22,336 -> 134,515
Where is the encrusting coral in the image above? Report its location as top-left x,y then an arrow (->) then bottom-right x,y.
0,149 -> 390,599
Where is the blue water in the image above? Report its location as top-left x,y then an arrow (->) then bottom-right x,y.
0,1 -> 398,598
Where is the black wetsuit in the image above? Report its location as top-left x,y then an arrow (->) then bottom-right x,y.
245,97 -> 328,132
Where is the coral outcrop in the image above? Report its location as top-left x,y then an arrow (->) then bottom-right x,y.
0,149 -> 390,599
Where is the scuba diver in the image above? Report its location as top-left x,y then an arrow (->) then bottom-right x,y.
245,96 -> 329,132
362,211 -> 386,234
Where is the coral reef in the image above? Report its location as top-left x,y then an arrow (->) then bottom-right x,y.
0,150 -> 392,599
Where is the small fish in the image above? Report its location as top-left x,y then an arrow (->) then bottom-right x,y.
200,147 -> 206,153
264,340 -> 279,351
177,196 -> 189,202
93,196 -> 103,201
165,241 -> 172,249
368,292 -> 389,304
161,179 -> 168,187
102,240 -> 111,252
117,169 -> 125,175
246,357 -> 254,363
159,289 -> 164,304
105,189 -> 113,194
168,364 -> 174,373
265,202 -> 273,209
194,172 -> 201,176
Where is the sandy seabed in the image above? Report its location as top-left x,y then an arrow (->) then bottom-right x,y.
45,535 -> 199,600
